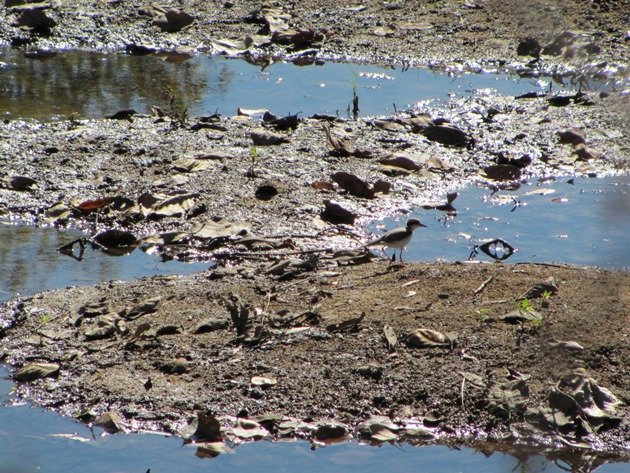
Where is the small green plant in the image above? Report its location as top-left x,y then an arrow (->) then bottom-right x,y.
163,85 -> 189,130
517,298 -> 534,314
247,146 -> 260,177
542,290 -> 553,299
347,77 -> 359,120
66,112 -> 82,130
475,307 -> 491,321
38,314 -> 52,325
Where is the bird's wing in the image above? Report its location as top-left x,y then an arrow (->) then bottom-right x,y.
367,226 -> 405,246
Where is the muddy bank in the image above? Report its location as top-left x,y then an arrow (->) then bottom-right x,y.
1,86 -> 628,252
0,261 -> 628,455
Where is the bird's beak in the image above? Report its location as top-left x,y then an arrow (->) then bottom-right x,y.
419,223 -> 427,227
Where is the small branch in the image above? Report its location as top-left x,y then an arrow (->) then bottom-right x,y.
473,276 -> 494,295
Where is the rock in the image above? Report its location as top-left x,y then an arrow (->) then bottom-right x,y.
378,154 -> 421,172
321,200 -> 356,225
250,376 -> 277,387
6,0 -> 47,5
330,171 -> 375,199
574,144 -> 600,161
195,318 -> 229,334
499,309 -> 542,324
313,422 -> 347,440
542,31 -> 579,56
154,9 -> 194,32
123,297 -> 161,320
93,229 -> 137,248
5,175 -> 37,191
558,129 -> 586,145
405,328 -> 455,348
251,130 -> 290,146
161,358 -> 189,374
481,164 -> 522,182
94,411 -> 126,433
139,6 -> 194,32
155,325 -> 181,336
13,363 -> 59,382
487,379 -> 529,418
14,6 -> 56,30
422,123 -> 472,147
84,313 -> 121,340
516,37 -> 541,57
355,362 -> 383,380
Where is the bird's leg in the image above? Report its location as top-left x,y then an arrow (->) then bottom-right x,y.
380,248 -> 392,262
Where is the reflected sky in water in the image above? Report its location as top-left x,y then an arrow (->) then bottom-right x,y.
1,368 -> 627,473
0,226 -> 208,302
0,48 -> 569,120
374,176 -> 630,268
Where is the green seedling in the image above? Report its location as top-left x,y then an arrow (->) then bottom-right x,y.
67,112 -> 82,130
347,77 -> 359,120
163,85 -> 189,130
247,146 -> 260,177
38,314 -> 52,325
517,298 -> 534,314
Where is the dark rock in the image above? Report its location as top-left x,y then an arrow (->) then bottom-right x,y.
195,318 -> 229,334
558,129 -> 586,145
516,37 -> 541,57
422,123 -> 473,148
154,9 -> 195,32
14,7 -> 56,30
161,358 -> 189,374
93,229 -> 137,248
321,199 -> 356,225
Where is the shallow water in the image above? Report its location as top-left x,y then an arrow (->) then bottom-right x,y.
1,177 -> 628,303
1,368 -> 627,473
0,225 -> 208,302
374,176 -> 630,268
0,48 -> 580,121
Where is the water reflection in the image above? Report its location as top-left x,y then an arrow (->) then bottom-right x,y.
385,176 -> 630,268
0,366 -> 626,473
1,47 -> 563,121
0,224 -> 208,302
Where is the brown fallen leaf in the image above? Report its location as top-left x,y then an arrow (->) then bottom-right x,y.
331,171 -> 375,199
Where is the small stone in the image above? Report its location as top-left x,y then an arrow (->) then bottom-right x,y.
558,129 -> 586,145
516,37 -> 541,57
161,358 -> 189,374
13,363 -> 59,382
195,318 -> 229,334
94,411 -> 126,433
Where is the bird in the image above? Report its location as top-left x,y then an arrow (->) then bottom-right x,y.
366,218 -> 426,265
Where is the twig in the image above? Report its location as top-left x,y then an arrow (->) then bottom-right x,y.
213,248 -> 331,259
473,276 -> 494,295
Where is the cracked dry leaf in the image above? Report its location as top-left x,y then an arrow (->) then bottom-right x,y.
405,328 -> 454,348
191,219 -> 251,240
383,324 -> 398,351
251,376 -> 277,387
